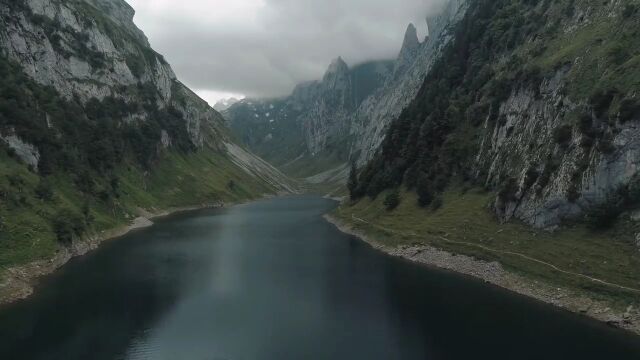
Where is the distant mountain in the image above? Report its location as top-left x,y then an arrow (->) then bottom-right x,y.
213,97 -> 240,112
224,58 -> 393,179
224,0 -> 467,184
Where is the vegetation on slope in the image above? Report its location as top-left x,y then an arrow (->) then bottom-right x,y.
335,187 -> 640,309
0,44 -> 275,275
341,0 -> 640,310
351,0 -> 640,215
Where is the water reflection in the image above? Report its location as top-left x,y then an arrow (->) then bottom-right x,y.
0,196 -> 638,360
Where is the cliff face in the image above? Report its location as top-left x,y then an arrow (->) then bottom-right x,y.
1,0 -> 214,148
0,0 -> 292,276
0,0 -> 292,183
352,0 -> 640,229
350,0 -> 469,165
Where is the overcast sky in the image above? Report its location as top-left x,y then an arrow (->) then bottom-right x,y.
127,0 -> 447,104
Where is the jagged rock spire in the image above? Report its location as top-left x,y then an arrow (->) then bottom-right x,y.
393,23 -> 422,76
400,23 -> 420,54
322,56 -> 350,91
324,56 -> 349,79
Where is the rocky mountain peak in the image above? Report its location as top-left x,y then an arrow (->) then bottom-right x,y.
322,56 -> 350,91
393,23 -> 423,78
401,23 -> 421,54
324,57 -> 349,78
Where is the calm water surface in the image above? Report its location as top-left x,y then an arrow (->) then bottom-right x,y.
1,195 -> 639,359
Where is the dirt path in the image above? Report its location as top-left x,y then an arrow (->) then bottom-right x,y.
351,215 -> 640,294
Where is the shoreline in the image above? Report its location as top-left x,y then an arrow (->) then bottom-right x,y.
0,198 -> 258,306
324,214 -> 640,336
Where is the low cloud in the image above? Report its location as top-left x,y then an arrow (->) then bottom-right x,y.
128,0 -> 447,102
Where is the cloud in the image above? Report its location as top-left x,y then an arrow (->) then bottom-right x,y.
127,0 -> 448,102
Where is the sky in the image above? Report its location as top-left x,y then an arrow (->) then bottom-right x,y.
126,0 -> 448,104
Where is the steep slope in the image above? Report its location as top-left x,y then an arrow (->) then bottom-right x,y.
338,0 -> 640,330
224,59 -> 393,178
350,0 -> 469,165
0,0 -> 292,293
354,0 -> 640,229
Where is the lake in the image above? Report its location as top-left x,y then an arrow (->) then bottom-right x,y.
1,195 -> 639,359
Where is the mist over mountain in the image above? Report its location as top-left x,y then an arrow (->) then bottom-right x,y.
127,0 -> 448,99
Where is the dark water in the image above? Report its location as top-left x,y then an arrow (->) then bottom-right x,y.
1,196 -> 639,360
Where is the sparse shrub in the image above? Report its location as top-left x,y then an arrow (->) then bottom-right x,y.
623,4 -> 638,18
590,89 -> 618,118
34,178 -> 54,201
497,177 -> 519,203
416,174 -> 433,207
430,195 -> 444,211
567,185 -> 580,203
347,163 -> 360,200
553,124 -> 573,146
384,189 -> 401,211
576,112 -> 594,135
597,136 -> 616,154
619,98 -> 639,123
524,166 -> 539,189
608,45 -> 630,66
52,208 -> 86,245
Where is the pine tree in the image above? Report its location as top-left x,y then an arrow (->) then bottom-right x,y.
347,162 -> 359,200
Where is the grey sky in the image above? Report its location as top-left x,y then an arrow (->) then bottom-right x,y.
127,0 -> 447,103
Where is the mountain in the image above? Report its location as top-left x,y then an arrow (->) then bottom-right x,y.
213,97 -> 240,112
349,0 -> 468,166
336,0 -> 640,333
224,0 -> 468,186
0,0 -> 292,291
224,58 -> 393,179
353,0 -> 640,228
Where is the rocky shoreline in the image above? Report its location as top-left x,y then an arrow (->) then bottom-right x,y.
0,202 -> 227,306
324,214 -> 640,336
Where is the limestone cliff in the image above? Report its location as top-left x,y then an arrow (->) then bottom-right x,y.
0,0 -> 293,279
0,0 -> 290,188
352,0 -> 640,230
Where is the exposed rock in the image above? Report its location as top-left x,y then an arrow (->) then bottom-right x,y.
0,134 -> 40,169
0,0 -> 293,193
350,0 -> 469,166
476,65 -> 640,227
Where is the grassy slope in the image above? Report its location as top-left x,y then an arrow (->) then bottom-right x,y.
0,148 -> 274,271
334,188 -> 640,310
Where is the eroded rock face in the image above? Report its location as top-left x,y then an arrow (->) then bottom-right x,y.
0,0 -> 220,148
350,0 -> 469,166
0,134 -> 40,169
0,0 -> 293,192
475,64 -> 640,228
